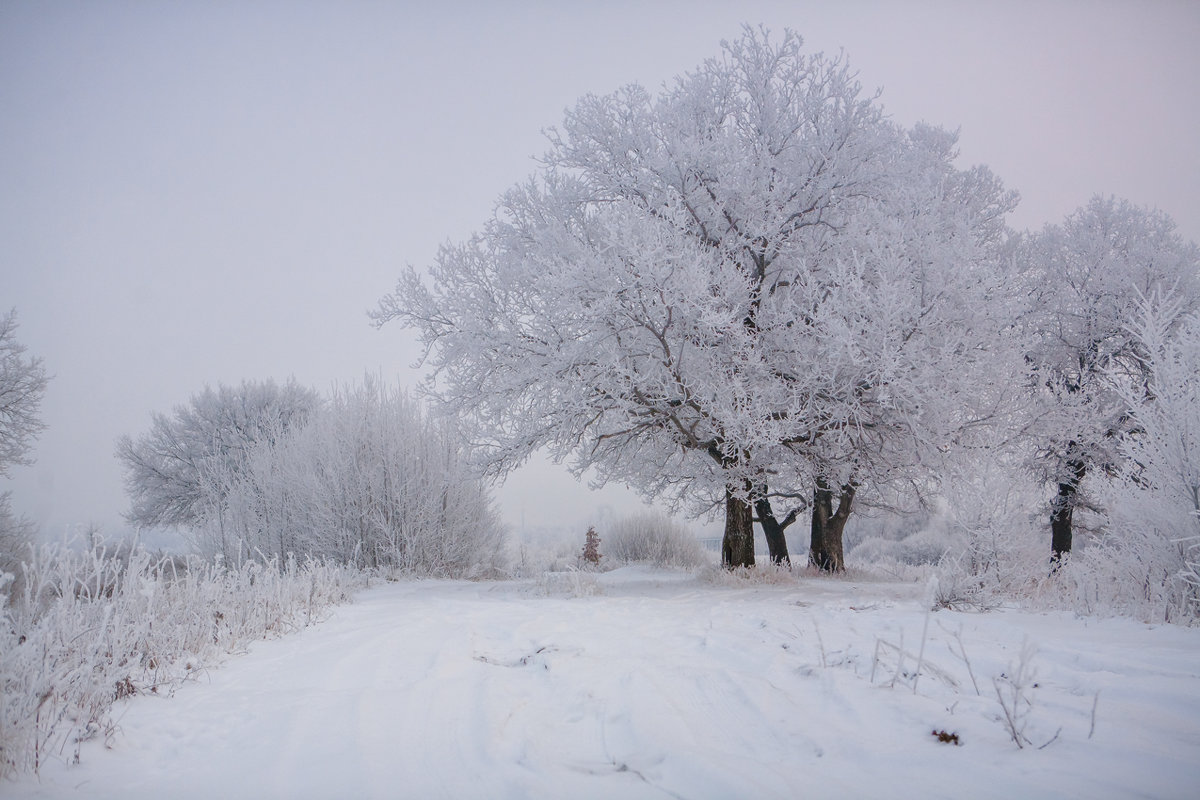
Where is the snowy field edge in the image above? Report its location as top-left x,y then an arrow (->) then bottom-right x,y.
7,566 -> 1199,800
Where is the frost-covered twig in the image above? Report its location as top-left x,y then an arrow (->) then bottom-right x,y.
813,620 -> 827,669
870,636 -> 959,690
912,577 -> 937,694
939,621 -> 981,696
993,638 -> 1038,749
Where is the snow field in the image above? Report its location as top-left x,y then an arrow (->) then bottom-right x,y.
9,565 -> 1200,799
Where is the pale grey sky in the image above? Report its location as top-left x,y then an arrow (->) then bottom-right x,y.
3,0 -> 1198,543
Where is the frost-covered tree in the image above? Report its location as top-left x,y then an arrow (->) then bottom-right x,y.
213,378 -> 506,576
1119,291 -> 1200,537
377,28 -> 1018,569
122,377 -> 504,575
784,124 -> 1021,571
1095,289 -> 1200,617
1021,197 -> 1200,563
116,379 -> 320,556
0,310 -> 49,588
0,310 -> 49,478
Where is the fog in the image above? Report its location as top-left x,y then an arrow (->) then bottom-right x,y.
3,0 -> 1197,544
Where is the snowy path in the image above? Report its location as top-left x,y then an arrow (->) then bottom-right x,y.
10,567 -> 1200,799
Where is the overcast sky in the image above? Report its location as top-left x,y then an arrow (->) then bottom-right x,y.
3,0 -> 1198,544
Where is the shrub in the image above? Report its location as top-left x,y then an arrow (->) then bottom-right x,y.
121,377 -> 507,578
0,538 -> 366,778
604,512 -> 707,569
0,492 -> 35,606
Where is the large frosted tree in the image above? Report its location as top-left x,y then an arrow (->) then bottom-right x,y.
1021,196 -> 1200,563
377,28 -> 1017,568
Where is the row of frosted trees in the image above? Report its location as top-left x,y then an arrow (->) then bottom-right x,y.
375,26 -> 1200,607
118,377 -> 505,577
117,28 -> 1200,617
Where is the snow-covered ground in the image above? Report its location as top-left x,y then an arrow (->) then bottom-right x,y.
9,565 -> 1200,799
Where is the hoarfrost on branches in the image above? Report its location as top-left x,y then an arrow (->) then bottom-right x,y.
0,309 -> 49,591
116,379 -> 319,534
1020,196 -> 1200,561
1070,289 -> 1200,620
0,310 -> 49,477
377,27 -> 1022,568
119,377 -> 504,577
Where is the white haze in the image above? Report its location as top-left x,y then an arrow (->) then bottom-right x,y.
2,0 -> 1198,544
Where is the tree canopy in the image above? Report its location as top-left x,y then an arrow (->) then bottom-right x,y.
1020,196 -> 1200,560
0,310 -> 49,478
378,28 -> 1021,568
116,379 -> 320,531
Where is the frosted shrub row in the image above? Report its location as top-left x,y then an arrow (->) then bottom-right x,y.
119,377 -> 507,578
0,540 -> 367,779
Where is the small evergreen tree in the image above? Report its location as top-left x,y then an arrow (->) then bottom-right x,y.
581,526 -> 601,567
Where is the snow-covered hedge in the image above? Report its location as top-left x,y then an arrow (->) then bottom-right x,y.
0,540 -> 367,779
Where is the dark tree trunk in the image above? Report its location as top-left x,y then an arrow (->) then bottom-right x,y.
809,485 -> 835,571
722,487 -> 755,569
1050,457 -> 1087,568
809,480 -> 855,572
756,500 -> 790,566
754,490 -> 800,567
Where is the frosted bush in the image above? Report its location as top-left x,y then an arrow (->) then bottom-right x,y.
537,567 -> 601,597
929,456 -> 1051,609
1043,525 -> 1196,623
604,512 -> 707,569
0,492 -> 35,606
0,538 -> 366,779
851,526 -> 955,568
509,533 -> 583,577
725,563 -> 796,584
847,536 -> 905,565
121,377 -> 507,578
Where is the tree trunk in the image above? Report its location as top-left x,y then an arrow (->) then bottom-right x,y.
756,501 -> 791,566
1050,457 -> 1087,568
754,491 -> 794,566
810,480 -> 854,572
722,487 -> 755,569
